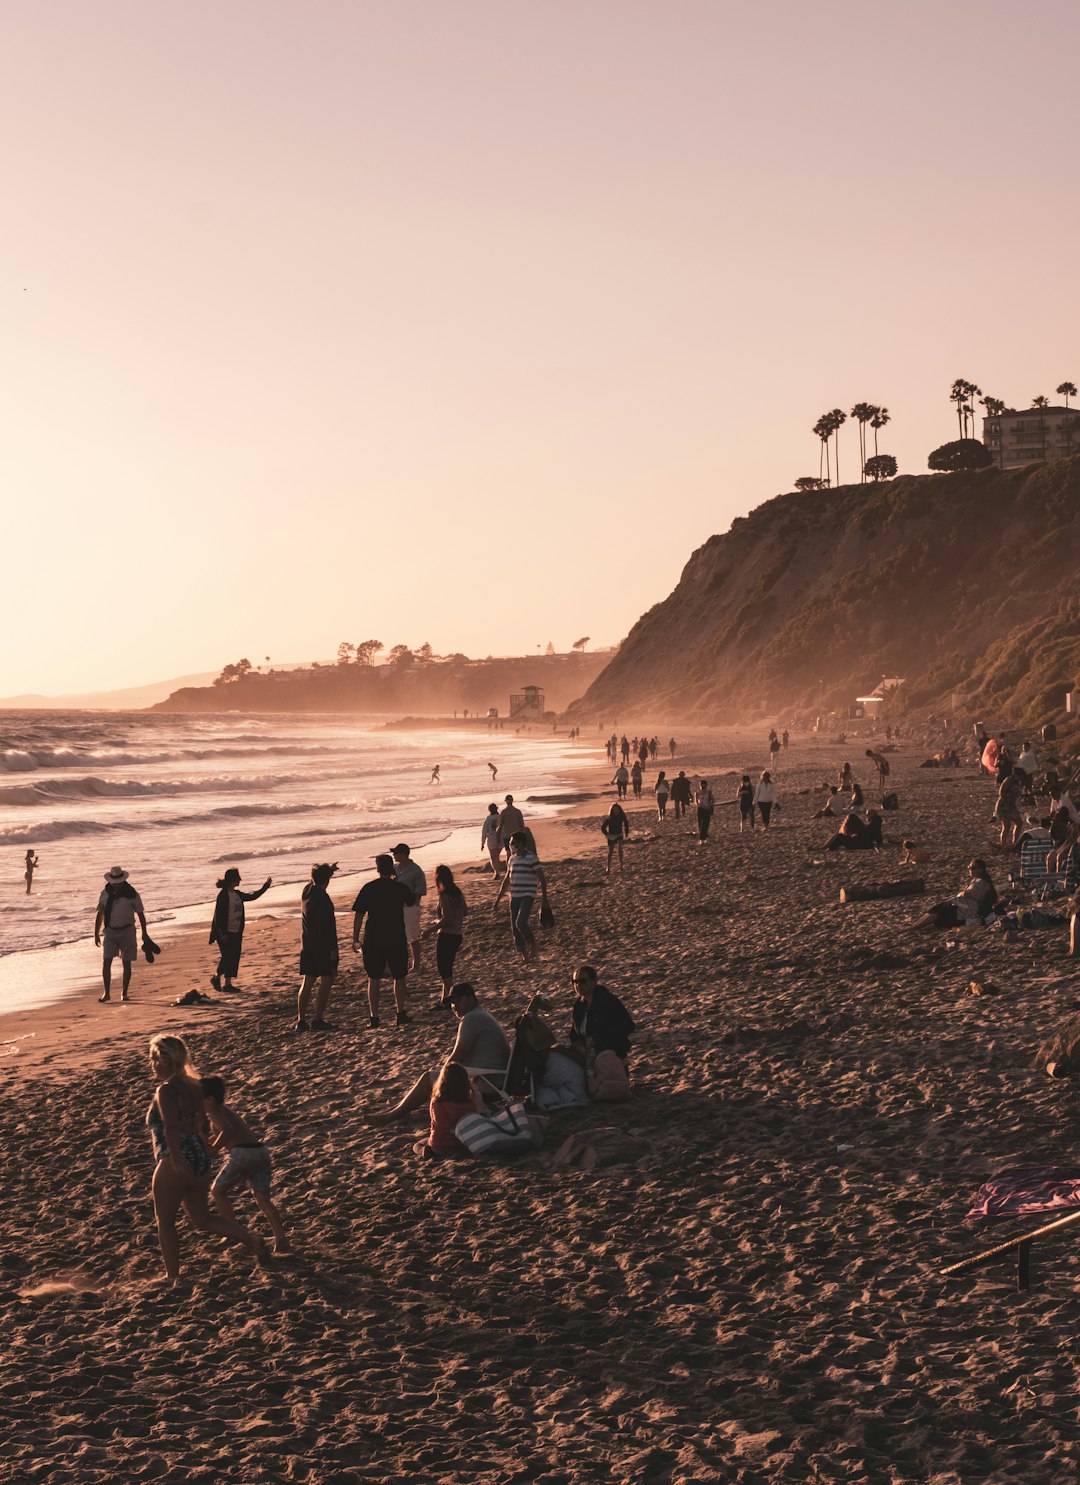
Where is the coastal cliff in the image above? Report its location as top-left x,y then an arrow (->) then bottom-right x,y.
576,458 -> 1080,725
154,650 -> 609,717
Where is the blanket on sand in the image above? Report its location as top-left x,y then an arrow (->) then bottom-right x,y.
966,1165 -> 1080,1224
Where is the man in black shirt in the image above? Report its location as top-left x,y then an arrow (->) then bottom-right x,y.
570,965 -> 636,1061
352,855 -> 415,1029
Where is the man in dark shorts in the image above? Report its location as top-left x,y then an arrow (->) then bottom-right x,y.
352,855 -> 415,1029
670,770 -> 692,821
94,865 -> 149,1003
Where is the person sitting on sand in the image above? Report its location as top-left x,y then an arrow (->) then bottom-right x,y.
365,983 -> 511,1127
825,810 -> 882,852
602,801 -> 630,873
24,849 -> 38,895
424,1062 -> 483,1158
145,1035 -> 267,1284
297,862 -> 339,1033
209,867 -> 272,993
914,860 -> 998,930
95,865 -> 150,1004
812,786 -> 844,820
839,761 -> 853,790
901,839 -> 931,865
201,1075 -> 291,1254
570,966 -> 636,1101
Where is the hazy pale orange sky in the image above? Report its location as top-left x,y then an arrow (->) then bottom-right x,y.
2,0 -> 1078,695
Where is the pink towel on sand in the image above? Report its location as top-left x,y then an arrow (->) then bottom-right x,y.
966,1165 -> 1080,1224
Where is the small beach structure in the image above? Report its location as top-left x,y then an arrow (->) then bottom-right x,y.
509,684 -> 545,720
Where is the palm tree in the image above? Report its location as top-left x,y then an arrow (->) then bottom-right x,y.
1032,395 -> 1050,461
829,408 -> 847,487
850,403 -> 876,482
981,395 -> 1006,468
813,415 -> 832,486
869,406 -> 890,458
949,378 -> 981,438
1057,381 -> 1077,450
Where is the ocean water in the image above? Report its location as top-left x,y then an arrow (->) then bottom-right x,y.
0,711 -> 593,1004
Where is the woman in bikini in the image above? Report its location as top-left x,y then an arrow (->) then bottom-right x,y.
146,1034 -> 267,1283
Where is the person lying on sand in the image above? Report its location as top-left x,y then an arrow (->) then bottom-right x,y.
145,1035 -> 267,1284
365,983 -> 511,1127
201,1075 -> 292,1254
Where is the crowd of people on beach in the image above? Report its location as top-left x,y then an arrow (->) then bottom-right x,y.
20,719 -> 1080,1284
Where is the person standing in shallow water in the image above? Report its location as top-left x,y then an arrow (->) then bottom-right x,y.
24,849 -> 38,894
296,863 -> 339,1032
209,868 -> 271,992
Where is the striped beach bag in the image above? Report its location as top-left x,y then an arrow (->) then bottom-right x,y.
455,1101 -> 542,1156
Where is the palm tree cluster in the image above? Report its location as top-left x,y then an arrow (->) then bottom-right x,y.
807,403 -> 890,489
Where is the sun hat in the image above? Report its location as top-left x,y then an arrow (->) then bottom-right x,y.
104,866 -> 129,882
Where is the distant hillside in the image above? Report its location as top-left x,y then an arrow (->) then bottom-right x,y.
0,670 -> 219,710
575,458 -> 1080,727
155,651 -> 610,716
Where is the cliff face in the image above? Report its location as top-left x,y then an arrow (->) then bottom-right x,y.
576,458 -> 1080,724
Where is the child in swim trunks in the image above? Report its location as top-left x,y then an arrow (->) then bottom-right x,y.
201,1075 -> 292,1254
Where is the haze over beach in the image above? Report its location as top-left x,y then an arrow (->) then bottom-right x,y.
4,3 -> 1080,1483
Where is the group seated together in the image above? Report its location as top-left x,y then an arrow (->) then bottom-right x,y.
364,970 -> 637,1159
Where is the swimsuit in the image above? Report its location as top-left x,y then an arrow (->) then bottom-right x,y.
146,1099 -> 211,1177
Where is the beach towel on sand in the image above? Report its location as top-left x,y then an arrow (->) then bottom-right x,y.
965,1165 -> 1080,1224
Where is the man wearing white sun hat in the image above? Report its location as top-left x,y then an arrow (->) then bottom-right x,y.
94,865 -> 149,1003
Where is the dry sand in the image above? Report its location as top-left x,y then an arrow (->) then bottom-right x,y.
3,731 -> 1079,1483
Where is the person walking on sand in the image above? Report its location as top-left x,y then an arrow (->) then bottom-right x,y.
145,1034 -> 267,1285
434,864 -> 468,1007
668,738 -> 677,759
755,771 -> 779,829
737,775 -> 755,832
498,795 -> 525,863
296,862 -> 339,1032
429,764 -> 441,785
493,832 -> 549,965
209,868 -> 271,993
670,770 -> 692,820
611,763 -> 629,799
481,802 -> 502,876
352,855 -> 415,1028
391,843 -> 427,975
24,849 -> 38,894
654,770 -> 670,820
695,779 -> 715,843
601,801 -> 630,873
95,865 -> 149,1003
631,760 -> 643,799
201,1075 -> 291,1255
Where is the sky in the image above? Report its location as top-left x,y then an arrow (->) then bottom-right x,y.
2,0 -> 1079,695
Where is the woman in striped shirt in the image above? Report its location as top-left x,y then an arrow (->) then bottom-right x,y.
493,832 -> 549,964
